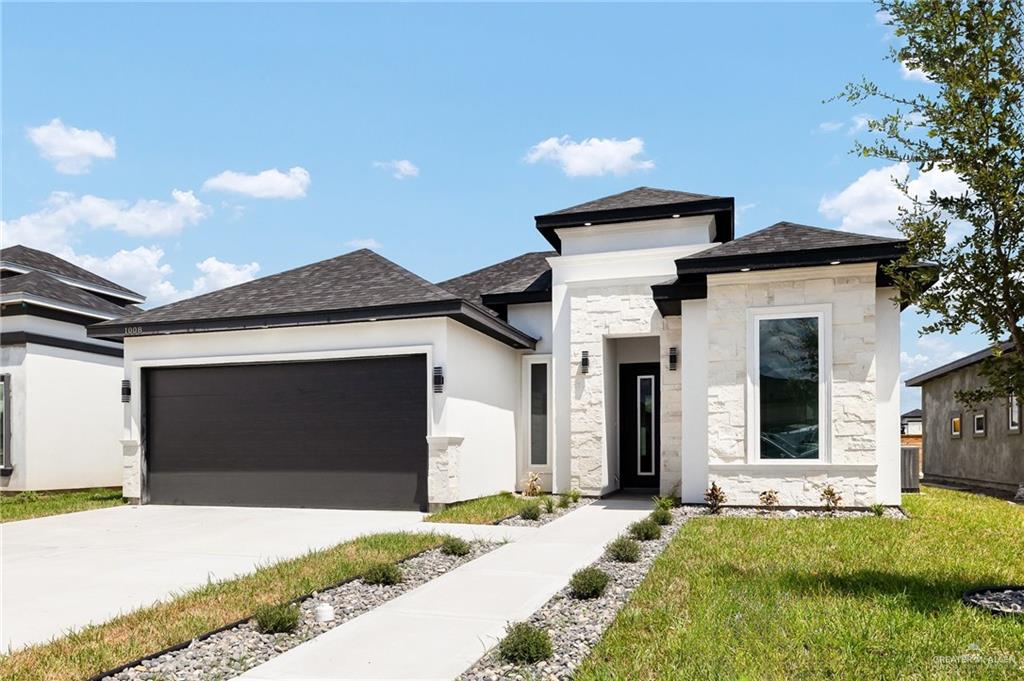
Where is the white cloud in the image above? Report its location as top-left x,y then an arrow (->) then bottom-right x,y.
27,118 -> 116,174
818,162 -> 968,238
848,114 -> 874,135
817,121 -> 844,133
1,189 -> 210,253
373,159 -> 419,180
524,136 -> 654,177
185,256 -> 260,297
901,61 -> 931,83
345,238 -> 382,250
202,167 -> 310,199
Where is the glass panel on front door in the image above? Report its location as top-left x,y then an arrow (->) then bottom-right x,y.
638,375 -> 655,475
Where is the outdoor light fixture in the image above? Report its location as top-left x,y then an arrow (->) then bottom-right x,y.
433,366 -> 445,393
121,380 -> 131,403
669,347 -> 678,371
581,350 -> 590,374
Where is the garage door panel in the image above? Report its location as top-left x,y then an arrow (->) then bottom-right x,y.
144,355 -> 428,510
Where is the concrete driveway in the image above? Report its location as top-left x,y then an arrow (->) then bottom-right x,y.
1,504 -> 424,652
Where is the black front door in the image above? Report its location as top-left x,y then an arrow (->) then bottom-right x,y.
619,363 -> 660,490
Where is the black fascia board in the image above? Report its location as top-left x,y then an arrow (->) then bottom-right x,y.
88,299 -> 537,349
481,289 -> 553,307
0,331 -> 124,358
673,241 -> 907,277
651,275 -> 707,316
535,197 -> 735,252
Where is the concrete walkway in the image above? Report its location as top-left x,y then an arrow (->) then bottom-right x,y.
239,497 -> 652,681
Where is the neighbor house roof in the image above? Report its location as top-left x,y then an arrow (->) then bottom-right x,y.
1,271 -> 138,319
652,222 -> 919,316
534,186 -> 735,251
901,409 -> 923,420
438,251 -> 555,307
0,244 -> 143,302
89,249 -> 535,348
904,341 -> 1016,387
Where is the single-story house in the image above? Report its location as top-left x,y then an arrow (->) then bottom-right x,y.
90,187 -> 913,510
0,245 -> 144,491
905,342 -> 1021,496
901,409 -> 922,436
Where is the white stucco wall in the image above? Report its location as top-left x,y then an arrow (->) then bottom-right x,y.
0,345 -> 28,490
555,215 -> 715,256
702,263 -> 885,506
119,316 -> 522,505
506,302 -> 552,354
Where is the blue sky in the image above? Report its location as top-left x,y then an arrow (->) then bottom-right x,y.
2,2 -> 985,408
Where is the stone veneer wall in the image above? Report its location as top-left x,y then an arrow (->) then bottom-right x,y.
568,282 -> 681,496
705,264 -> 880,506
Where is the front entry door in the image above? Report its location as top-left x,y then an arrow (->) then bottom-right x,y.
619,363 -> 660,490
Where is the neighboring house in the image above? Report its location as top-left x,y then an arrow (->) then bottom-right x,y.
901,409 -> 922,437
0,245 -> 144,491
905,343 -> 1022,496
90,187 -> 912,510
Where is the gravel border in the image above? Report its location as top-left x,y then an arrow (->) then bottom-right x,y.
963,586 -> 1024,616
101,541 -> 497,681
460,506 -> 701,681
499,497 -> 595,527
708,505 -> 907,519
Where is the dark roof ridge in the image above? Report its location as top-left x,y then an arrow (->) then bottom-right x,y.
0,244 -> 143,299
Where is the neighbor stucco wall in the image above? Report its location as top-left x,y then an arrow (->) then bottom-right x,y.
704,263 -> 882,506
921,361 -> 1023,493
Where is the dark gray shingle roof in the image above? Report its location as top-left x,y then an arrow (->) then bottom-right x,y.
905,341 -> 1016,387
0,245 -> 142,299
438,251 -> 555,305
542,187 -> 721,216
1,271 -> 138,318
97,249 -> 459,326
901,409 -> 922,419
678,222 -> 904,263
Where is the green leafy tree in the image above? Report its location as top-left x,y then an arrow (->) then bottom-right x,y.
837,0 -> 1023,404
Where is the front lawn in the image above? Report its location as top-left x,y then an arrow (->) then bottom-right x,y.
425,492 -> 531,524
0,488 -> 125,523
0,532 -> 443,681
577,487 -> 1024,680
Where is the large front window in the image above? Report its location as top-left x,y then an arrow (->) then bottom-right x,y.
749,308 -> 829,461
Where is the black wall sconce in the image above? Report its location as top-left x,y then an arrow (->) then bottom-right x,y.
581,350 -> 590,374
669,347 -> 678,371
121,379 -> 131,403
433,366 -> 445,393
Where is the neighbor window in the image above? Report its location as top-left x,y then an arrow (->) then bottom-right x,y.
973,411 -> 987,436
1009,395 -> 1021,434
0,374 -> 9,471
950,413 -> 962,438
528,361 -> 549,466
750,309 -> 829,461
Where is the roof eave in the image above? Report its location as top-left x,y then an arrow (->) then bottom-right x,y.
904,340 -> 1015,387
534,197 -> 735,252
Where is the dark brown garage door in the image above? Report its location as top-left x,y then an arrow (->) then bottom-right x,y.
143,355 -> 428,510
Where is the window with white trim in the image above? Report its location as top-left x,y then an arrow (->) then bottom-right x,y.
523,357 -> 552,468
1009,395 -> 1021,434
749,307 -> 830,461
950,413 -> 962,438
973,410 -> 987,436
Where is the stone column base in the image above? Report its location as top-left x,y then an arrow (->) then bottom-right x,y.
426,435 -> 464,506
120,439 -> 141,500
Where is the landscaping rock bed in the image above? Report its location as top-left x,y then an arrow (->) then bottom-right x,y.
460,506 -> 701,681
964,586 -> 1024,616
102,541 -> 497,681
709,505 -> 907,519
499,497 -> 595,527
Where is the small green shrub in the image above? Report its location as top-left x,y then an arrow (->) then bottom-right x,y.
557,495 -> 571,509
606,536 -> 641,563
441,536 -> 471,556
363,562 -> 403,585
542,496 -> 555,514
704,481 -> 727,514
519,503 -> 542,521
869,503 -> 886,517
650,507 -> 672,526
498,622 -> 552,663
820,485 -> 843,512
567,489 -> 582,503
652,495 -> 676,511
569,567 -> 610,599
628,519 -> 661,541
254,603 -> 300,634
758,489 -> 779,507
12,491 -> 41,504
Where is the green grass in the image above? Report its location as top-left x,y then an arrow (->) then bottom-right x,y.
577,487 -> 1024,680
0,532 -> 443,681
425,492 -> 533,524
0,488 -> 125,523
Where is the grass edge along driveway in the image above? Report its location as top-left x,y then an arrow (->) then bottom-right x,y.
0,488 -> 125,523
0,532 -> 443,681
576,486 -> 1024,681
425,491 -> 532,524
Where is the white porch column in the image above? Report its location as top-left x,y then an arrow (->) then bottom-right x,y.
680,299 -> 709,503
